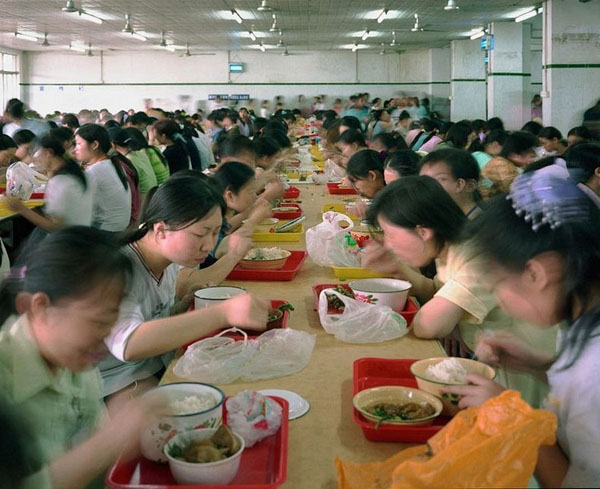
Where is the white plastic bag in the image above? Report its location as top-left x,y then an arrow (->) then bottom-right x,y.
318,289 -> 408,343
306,211 -> 361,267
173,328 -> 316,384
226,391 -> 283,447
6,162 -> 48,200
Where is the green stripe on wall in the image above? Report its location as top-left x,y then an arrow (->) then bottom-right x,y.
543,63 -> 600,69
20,81 -> 451,87
451,78 -> 486,82
488,72 -> 531,77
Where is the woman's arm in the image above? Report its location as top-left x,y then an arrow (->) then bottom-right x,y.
123,293 -> 268,361
535,444 -> 569,488
411,296 -> 465,339
4,197 -> 64,233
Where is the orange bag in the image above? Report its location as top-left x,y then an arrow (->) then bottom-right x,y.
336,390 -> 557,489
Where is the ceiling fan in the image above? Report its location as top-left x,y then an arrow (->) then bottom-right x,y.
394,14 -> 444,33
178,43 -> 216,57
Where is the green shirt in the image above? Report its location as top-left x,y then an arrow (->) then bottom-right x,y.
128,150 -> 158,196
144,146 -> 170,184
0,314 -> 105,488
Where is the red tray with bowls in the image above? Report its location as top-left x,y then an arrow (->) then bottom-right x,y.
312,283 -> 419,325
353,358 -> 450,443
106,396 -> 289,489
184,299 -> 291,349
326,182 -> 357,195
271,204 -> 302,220
227,251 -> 307,282
282,186 -> 300,199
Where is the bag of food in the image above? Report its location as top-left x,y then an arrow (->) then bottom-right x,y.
226,390 -> 283,448
306,211 -> 361,267
6,161 -> 48,200
336,390 -> 557,489
318,289 -> 408,343
173,328 -> 316,384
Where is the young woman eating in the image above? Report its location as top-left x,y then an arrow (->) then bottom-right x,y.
419,148 -> 483,219
346,149 -> 386,199
362,176 -> 557,408
99,175 -> 268,404
152,119 -> 190,174
124,127 -> 170,184
480,131 -> 538,199
336,128 -> 367,169
383,150 -> 421,184
538,126 -> 568,156
442,172 -> 600,488
74,124 -> 133,232
5,134 -> 93,232
0,227 -> 154,489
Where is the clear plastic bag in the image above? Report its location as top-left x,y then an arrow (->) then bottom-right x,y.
6,161 -> 48,200
306,211 -> 361,267
225,390 -> 283,448
173,328 -> 316,384
318,289 -> 408,343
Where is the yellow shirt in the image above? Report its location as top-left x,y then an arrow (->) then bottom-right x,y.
435,242 -> 558,407
0,314 -> 105,488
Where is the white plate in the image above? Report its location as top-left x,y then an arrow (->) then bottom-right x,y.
258,389 -> 310,420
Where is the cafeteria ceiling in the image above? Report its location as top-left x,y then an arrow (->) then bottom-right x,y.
0,0 -> 540,54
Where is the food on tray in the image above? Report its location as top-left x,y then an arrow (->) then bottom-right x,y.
326,286 -> 355,310
365,401 -> 436,422
169,425 -> 241,463
168,394 -> 218,415
243,247 -> 291,261
425,357 -> 468,384
272,206 -> 298,212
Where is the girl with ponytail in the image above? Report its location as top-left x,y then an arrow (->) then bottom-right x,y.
99,174 -> 268,404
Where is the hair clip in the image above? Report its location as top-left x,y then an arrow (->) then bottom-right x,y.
5,265 -> 27,281
508,172 -> 590,231
138,222 -> 148,230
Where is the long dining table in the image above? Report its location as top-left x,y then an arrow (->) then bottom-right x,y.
161,182 -> 445,489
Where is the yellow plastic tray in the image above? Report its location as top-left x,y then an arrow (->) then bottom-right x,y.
320,203 -> 360,221
0,200 -> 44,218
331,266 -> 393,280
252,225 -> 303,242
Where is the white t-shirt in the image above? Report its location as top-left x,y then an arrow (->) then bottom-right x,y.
44,173 -> 93,227
546,325 -> 600,487
99,244 -> 181,396
85,159 -> 131,232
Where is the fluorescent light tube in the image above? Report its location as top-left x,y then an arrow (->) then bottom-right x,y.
470,30 -> 485,40
15,32 -> 39,42
249,31 -> 257,41
361,30 -> 370,41
515,9 -> 538,22
377,10 -> 388,24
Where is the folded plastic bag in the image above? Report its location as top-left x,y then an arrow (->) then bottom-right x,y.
306,211 -> 361,267
336,390 -> 557,489
318,289 -> 408,343
226,390 -> 283,447
173,327 -> 316,384
6,161 -> 48,200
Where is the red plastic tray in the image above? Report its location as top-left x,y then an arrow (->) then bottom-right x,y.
353,358 -> 450,443
0,190 -> 45,199
183,299 -> 291,349
227,251 -> 307,282
312,284 -> 419,325
272,204 -> 302,220
282,186 -> 300,199
106,396 -> 289,489
327,182 -> 357,195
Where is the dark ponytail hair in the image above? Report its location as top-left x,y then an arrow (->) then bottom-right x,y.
368,175 -> 467,253
0,227 -> 132,325
40,134 -> 87,190
337,128 -> 366,147
373,132 -> 408,151
212,162 -> 255,194
384,150 -> 421,177
465,186 -> 600,370
347,149 -> 384,181
77,124 -> 129,190
123,175 -> 226,244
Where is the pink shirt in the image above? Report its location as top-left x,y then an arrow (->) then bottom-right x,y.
419,135 -> 443,153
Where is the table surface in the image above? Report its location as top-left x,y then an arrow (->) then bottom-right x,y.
161,182 -> 444,489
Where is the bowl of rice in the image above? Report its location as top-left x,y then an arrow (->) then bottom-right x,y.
140,382 -> 225,462
239,247 -> 292,270
194,286 -> 247,309
410,357 -> 496,415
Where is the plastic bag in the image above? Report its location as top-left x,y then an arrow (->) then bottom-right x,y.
6,162 -> 48,200
318,289 -> 408,343
173,328 -> 316,384
306,211 -> 361,267
312,159 -> 346,184
335,390 -> 557,489
225,390 -> 283,448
